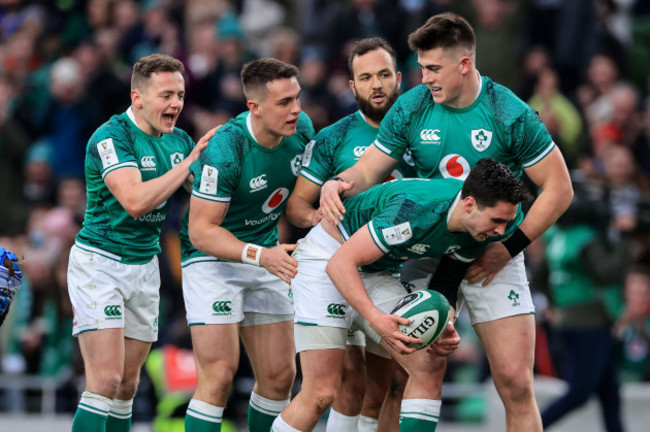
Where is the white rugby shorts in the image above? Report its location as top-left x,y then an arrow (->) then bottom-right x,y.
67,244 -> 160,342
182,260 -> 293,326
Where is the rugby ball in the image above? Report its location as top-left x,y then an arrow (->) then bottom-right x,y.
389,290 -> 451,350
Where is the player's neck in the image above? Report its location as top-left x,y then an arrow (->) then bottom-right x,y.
446,69 -> 481,110
250,116 -> 283,148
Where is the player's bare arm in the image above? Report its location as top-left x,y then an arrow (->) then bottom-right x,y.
189,195 -> 298,284
466,147 -> 573,285
320,146 -> 397,224
285,176 -> 324,228
325,225 -> 420,354
104,128 -> 214,219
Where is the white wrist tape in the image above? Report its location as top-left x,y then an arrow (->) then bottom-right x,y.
241,243 -> 262,266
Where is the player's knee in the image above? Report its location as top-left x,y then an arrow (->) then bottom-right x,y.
339,369 -> 366,402
93,371 -> 122,397
117,376 -> 140,400
313,386 -> 338,413
260,361 -> 296,395
495,368 -> 534,405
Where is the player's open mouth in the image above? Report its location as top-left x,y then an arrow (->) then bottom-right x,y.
430,86 -> 442,95
371,93 -> 386,103
162,113 -> 176,125
286,118 -> 297,126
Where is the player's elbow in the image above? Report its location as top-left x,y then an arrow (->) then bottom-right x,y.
122,201 -> 150,219
559,179 -> 574,212
188,226 -> 205,252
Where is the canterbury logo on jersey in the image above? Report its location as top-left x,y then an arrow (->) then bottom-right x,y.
249,175 -> 268,192
420,129 -> 441,143
353,146 -> 367,158
104,305 -> 122,319
212,300 -> 233,314
326,303 -> 346,318
140,155 -> 156,170
407,244 -> 429,255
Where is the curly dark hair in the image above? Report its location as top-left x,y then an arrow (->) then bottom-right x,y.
462,158 -> 533,208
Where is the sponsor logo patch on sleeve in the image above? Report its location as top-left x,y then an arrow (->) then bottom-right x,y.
301,140 -> 315,168
98,138 -> 118,169
382,221 -> 413,245
199,165 -> 218,195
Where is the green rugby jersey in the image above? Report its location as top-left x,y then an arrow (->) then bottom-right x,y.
181,110 -> 314,265
75,109 -> 194,264
337,177 -> 516,273
300,110 -> 416,185
374,76 -> 554,180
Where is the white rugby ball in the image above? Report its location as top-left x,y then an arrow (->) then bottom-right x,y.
390,290 -> 451,350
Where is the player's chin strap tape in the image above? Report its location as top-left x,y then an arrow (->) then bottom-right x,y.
501,228 -> 531,258
427,255 -> 469,308
241,243 -> 262,266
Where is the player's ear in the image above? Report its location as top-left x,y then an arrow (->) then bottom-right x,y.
247,98 -> 260,114
396,70 -> 402,89
349,79 -> 356,94
459,56 -> 472,75
131,89 -> 142,108
463,196 -> 476,213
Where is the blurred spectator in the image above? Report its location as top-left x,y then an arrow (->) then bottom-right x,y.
0,73 -> 31,236
33,56 -> 102,180
534,171 -> 628,432
22,140 -> 57,209
528,67 -> 584,166
324,0 -> 403,70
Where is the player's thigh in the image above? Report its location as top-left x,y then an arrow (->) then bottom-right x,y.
363,352 -> 394,412
299,348 -> 347,393
190,322 -> 241,379
240,319 -> 296,379
473,313 -> 536,385
78,328 -> 125,387
123,337 -> 152,381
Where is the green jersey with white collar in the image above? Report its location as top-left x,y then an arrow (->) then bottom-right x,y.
337,177 -> 516,273
180,110 -> 314,265
75,109 -> 194,264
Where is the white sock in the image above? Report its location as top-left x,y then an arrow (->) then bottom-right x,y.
250,391 -> 290,416
358,414 -> 378,432
326,408 -> 359,432
271,413 -> 302,432
109,398 -> 133,420
400,399 -> 441,423
78,391 -> 112,416
186,399 -> 224,423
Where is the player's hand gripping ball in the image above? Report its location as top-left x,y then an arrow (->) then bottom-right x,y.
390,290 -> 451,350
0,247 -> 22,315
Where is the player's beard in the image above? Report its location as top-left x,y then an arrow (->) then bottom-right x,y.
356,87 -> 399,125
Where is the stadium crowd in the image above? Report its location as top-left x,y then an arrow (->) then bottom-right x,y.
1,0 -> 650,430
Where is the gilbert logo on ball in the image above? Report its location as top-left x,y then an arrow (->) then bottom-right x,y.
390,290 -> 450,350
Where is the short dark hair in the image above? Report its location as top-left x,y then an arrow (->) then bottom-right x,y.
462,158 -> 532,208
347,37 -> 398,77
131,54 -> 185,91
408,12 -> 475,54
240,58 -> 299,100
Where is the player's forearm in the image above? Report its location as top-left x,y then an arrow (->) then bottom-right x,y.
286,195 -> 318,228
326,259 -> 380,322
517,181 -> 573,242
121,160 -> 192,217
189,222 -> 250,262
336,163 -> 386,198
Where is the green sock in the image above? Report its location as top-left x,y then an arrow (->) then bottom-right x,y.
185,399 -> 224,431
399,399 -> 441,432
72,391 -> 112,432
248,392 -> 289,432
106,399 -> 133,432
